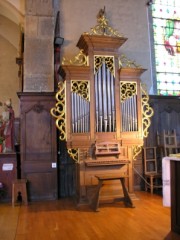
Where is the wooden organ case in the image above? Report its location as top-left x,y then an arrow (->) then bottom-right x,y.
51,10 -> 153,204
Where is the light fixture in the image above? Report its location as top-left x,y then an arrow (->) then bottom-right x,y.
54,36 -> 64,46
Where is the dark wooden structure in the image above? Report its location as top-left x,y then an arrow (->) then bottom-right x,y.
18,93 -> 57,201
171,160 -> 180,234
134,95 -> 180,191
145,95 -> 180,148
0,153 -> 17,201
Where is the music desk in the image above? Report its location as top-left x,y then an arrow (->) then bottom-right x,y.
91,174 -> 135,212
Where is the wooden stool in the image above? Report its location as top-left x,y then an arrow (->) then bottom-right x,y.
92,174 -> 134,211
12,179 -> 28,206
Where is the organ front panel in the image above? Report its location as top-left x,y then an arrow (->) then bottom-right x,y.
51,9 -> 153,204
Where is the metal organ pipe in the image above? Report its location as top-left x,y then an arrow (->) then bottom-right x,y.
97,69 -> 103,132
74,93 -> 78,132
121,94 -> 138,132
71,70 -> 138,135
107,68 -> 112,132
102,62 -> 108,132
71,91 -> 90,133
71,92 -> 74,133
110,73 -> 115,132
133,95 -> 138,131
95,74 -> 99,132
95,58 -> 116,133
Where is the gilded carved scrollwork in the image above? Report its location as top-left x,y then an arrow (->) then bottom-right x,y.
94,56 -> 114,75
67,148 -> 79,163
50,81 -> 66,141
141,84 -> 154,138
131,85 -> 153,160
133,145 -> 143,160
120,82 -> 137,102
119,55 -> 142,69
71,81 -> 90,101
85,7 -> 123,37
62,50 -> 88,66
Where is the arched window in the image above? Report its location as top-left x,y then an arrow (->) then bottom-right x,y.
151,0 -> 180,96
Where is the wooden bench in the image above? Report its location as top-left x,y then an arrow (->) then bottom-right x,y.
92,174 -> 135,211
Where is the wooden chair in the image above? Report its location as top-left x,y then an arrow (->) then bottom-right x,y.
163,129 -> 178,156
143,147 -> 162,194
12,179 -> 28,206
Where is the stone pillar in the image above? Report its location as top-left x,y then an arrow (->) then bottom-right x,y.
24,0 -> 54,92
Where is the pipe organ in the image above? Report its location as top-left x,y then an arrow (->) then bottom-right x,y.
51,9 -> 153,204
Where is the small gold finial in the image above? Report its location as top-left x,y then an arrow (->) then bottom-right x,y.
84,7 -> 123,37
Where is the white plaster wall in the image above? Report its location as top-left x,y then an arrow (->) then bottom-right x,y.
0,0 -> 24,26
0,36 -> 20,117
0,15 -> 20,52
0,1 -> 24,118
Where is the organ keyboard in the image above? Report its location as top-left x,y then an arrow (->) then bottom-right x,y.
85,159 -> 130,167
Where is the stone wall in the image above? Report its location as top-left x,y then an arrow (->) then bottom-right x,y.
23,0 -> 55,92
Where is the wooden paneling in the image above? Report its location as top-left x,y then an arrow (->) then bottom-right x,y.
145,96 -> 180,148
0,153 -> 17,201
135,96 -> 180,191
18,92 -> 57,201
58,141 -> 76,198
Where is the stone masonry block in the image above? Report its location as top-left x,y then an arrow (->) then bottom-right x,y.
24,38 -> 53,75
25,16 -> 38,37
26,0 -> 53,16
23,74 -> 54,92
39,17 -> 54,38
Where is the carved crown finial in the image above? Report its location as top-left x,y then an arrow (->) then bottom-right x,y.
97,6 -> 106,19
84,7 -> 123,37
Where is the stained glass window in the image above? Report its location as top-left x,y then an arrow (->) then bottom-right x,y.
151,0 -> 180,96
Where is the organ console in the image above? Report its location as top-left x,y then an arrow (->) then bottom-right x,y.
51,9 -> 153,204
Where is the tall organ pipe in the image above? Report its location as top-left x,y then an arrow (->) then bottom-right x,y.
71,91 -> 90,133
97,69 -> 103,132
102,63 -> 108,132
95,60 -> 116,133
107,68 -> 112,132
111,73 -> 115,132
121,95 -> 138,132
95,74 -> 99,132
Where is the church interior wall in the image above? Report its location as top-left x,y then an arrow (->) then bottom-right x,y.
0,0 -> 179,204
1,0 -> 153,119
60,0 -> 152,91
0,35 -> 20,117
0,0 -> 24,118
